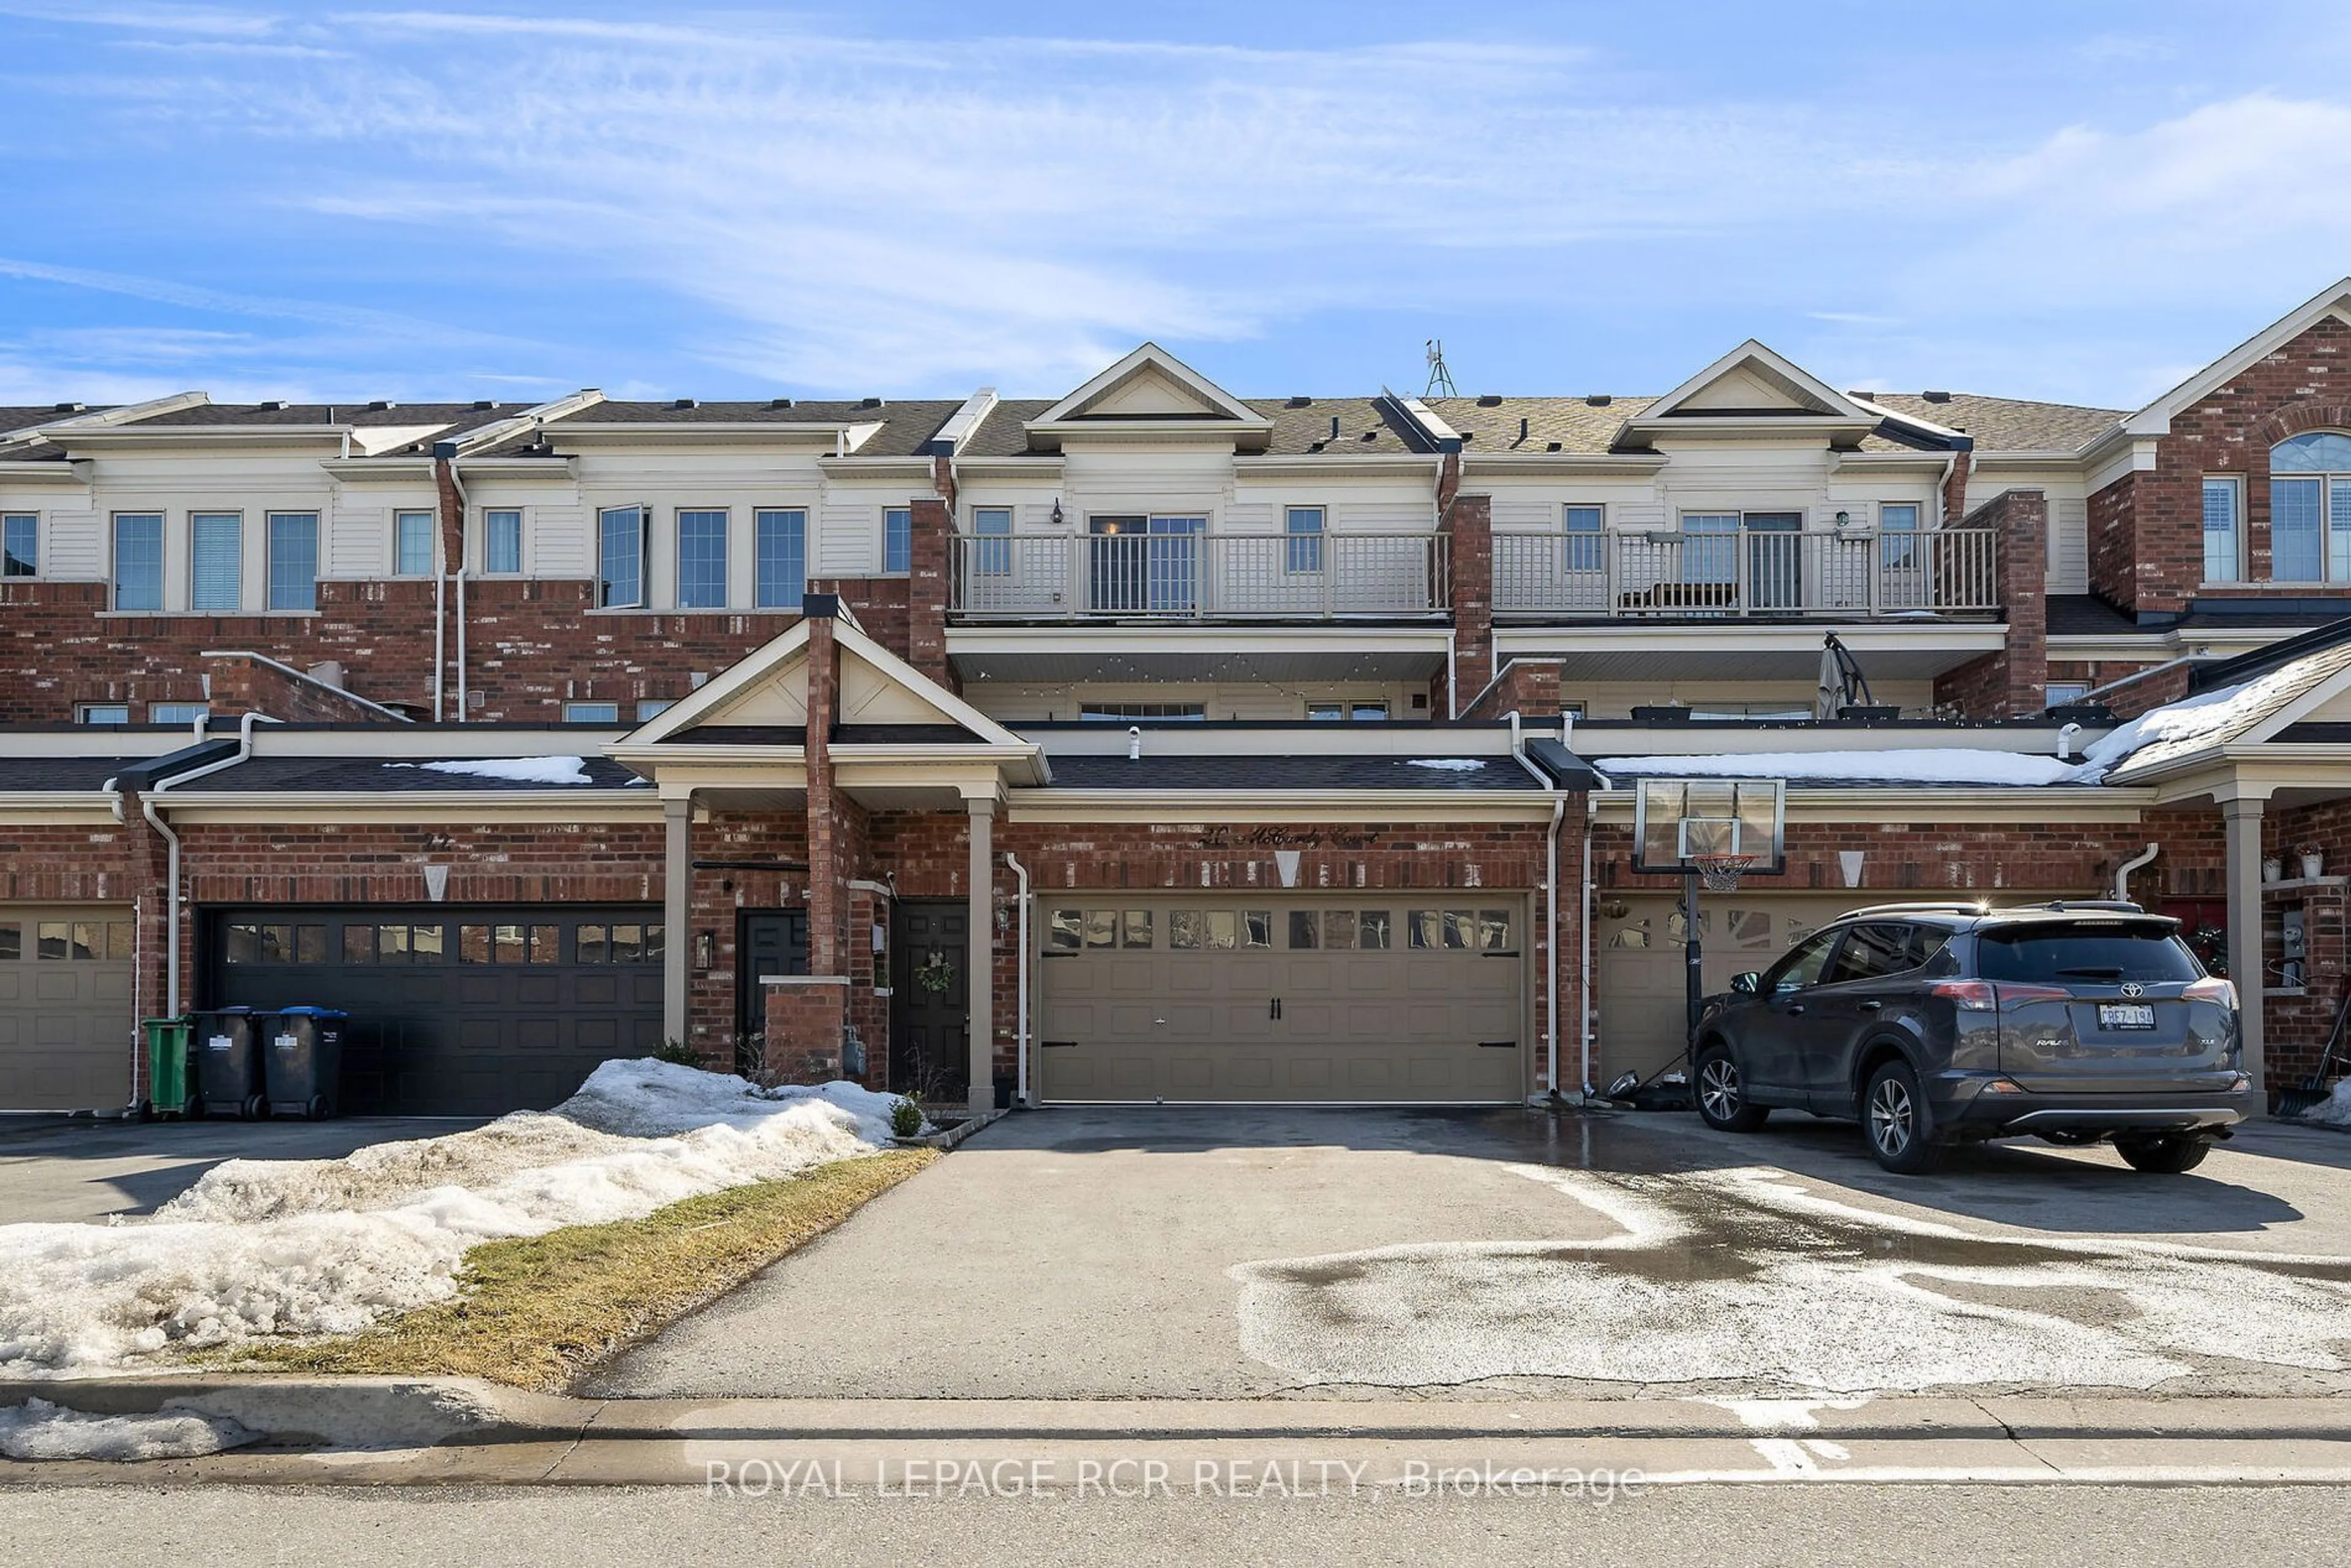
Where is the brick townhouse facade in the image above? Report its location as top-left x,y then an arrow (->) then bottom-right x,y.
10,285 -> 2351,1119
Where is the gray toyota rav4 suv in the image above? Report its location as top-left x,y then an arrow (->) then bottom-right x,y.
1690,901 -> 2255,1174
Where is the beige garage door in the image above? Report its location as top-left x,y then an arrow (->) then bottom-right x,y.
1040,897 -> 1526,1103
1594,887 -> 2085,1085
0,906 -> 137,1111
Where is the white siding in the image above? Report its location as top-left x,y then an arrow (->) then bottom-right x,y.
43,511 -> 100,579
2050,497 -> 2089,593
1331,500 -> 1428,531
1222,501 -> 1277,533
531,506 -> 588,577
819,503 -> 877,575
326,506 -> 387,579
1490,496 -> 1556,531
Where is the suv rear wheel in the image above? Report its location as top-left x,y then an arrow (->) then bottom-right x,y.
1693,1045 -> 1768,1133
1864,1059 -> 1942,1174
2114,1133 -> 2210,1174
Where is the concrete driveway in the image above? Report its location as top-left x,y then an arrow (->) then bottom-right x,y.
0,1116 -> 485,1223
590,1105 -> 2351,1403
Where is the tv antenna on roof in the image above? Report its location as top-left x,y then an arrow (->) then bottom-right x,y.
1423,339 -> 1458,399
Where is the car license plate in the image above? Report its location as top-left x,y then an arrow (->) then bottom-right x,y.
2098,1003 -> 2156,1030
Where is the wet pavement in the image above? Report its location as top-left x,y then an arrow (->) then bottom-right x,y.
591,1105 -> 2351,1402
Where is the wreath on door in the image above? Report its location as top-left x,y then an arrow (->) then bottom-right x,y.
913,950 -> 957,994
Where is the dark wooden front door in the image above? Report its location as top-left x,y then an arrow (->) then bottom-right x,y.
891,901 -> 969,1099
737,910 -> 809,1067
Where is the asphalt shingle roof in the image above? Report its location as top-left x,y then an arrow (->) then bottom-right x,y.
190,755 -> 648,793
1862,393 -> 2125,453
0,757 -> 152,791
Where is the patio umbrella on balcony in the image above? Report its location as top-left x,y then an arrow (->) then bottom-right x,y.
1814,631 -> 1875,719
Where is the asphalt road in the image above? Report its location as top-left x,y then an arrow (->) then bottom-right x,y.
7,1483 -> 2349,1567
591,1103 -> 2351,1401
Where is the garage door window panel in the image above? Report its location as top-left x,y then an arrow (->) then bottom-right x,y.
0,924 -> 17,961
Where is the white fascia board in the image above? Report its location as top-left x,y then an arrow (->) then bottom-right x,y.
1968,449 -> 2101,469
1577,724 -> 2108,759
1491,623 -> 2006,658
818,456 -> 930,480
1030,726 -> 1520,760
2083,434 -> 2161,493
1847,394 -> 1968,442
1828,449 -> 1962,473
155,791 -> 665,822
317,456 -> 436,481
2044,634 -> 2181,662
0,794 -> 123,822
1238,453 -> 1444,477
1589,785 -> 2156,822
448,389 -> 607,456
1461,452 -> 1668,478
1621,414 -> 1876,445
251,727 -> 623,759
949,624 -> 1450,658
1006,789 -> 1558,823
0,460 -> 85,483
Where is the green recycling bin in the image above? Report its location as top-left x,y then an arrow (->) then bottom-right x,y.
141,1017 -> 193,1119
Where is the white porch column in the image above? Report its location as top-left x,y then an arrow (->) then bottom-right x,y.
966,795 -> 996,1114
2222,795 -> 2267,1100
664,795 -> 692,1052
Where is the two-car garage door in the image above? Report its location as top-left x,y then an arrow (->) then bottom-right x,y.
1040,896 -> 1528,1103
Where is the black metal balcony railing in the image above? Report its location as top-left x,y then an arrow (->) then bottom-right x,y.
1493,527 -> 2000,617
950,533 -> 1450,620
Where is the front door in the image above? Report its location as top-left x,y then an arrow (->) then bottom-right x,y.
891,901 -> 969,1100
737,910 -> 809,1070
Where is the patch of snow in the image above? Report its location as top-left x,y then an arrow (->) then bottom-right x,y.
1591,748 -> 2081,787
387,756 -> 593,786
1405,758 -> 1487,773
2304,1077 -> 2351,1128
0,1061 -> 900,1376
0,1397 -> 257,1461
2078,666 -> 2308,777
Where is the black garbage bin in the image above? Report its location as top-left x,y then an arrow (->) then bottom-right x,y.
262,1007 -> 347,1119
189,1007 -> 266,1120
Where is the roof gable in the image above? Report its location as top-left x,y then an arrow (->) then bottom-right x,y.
1029,344 -> 1272,451
2124,277 -> 2351,437
619,613 -> 1028,749
1640,340 -> 1873,422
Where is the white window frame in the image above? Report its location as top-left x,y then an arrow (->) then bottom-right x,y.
393,509 -> 436,579
189,511 -> 244,612
756,508 -> 808,609
1,512 -> 35,578
77,702 -> 131,726
111,512 -> 165,613
2044,682 -> 2091,708
883,506 -> 913,575
149,702 -> 211,726
563,700 -> 621,724
598,504 -> 649,609
635,699 -> 675,721
1284,505 -> 1325,575
265,511 -> 319,612
482,508 -> 524,576
2203,475 -> 2244,585
973,506 -> 1014,577
2265,435 -> 2351,584
675,506 -> 729,609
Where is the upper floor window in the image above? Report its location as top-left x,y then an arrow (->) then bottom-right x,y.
113,513 -> 163,611
2203,476 -> 2243,582
677,508 -> 728,608
1880,501 -> 1921,571
973,506 -> 1014,576
190,512 -> 242,611
636,699 -> 675,721
151,702 -> 210,726
394,509 -> 435,577
564,700 -> 621,723
2270,432 -> 2351,583
266,512 -> 318,611
1078,700 -> 1205,721
1307,700 -> 1388,721
1,514 -> 34,577
484,509 -> 523,575
755,508 -> 806,609
1284,506 -> 1325,574
884,506 -> 912,574
598,505 -> 647,609
77,702 -> 130,726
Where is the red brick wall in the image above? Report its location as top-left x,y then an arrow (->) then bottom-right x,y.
1932,488 -> 2047,716
1440,492 -> 1491,716
204,653 -> 404,724
2087,471 -> 2140,613
685,810 -> 810,1065
2263,798 -> 2351,1087
2109,315 -> 2351,614
1463,658 -> 1562,721
0,574 -> 912,724
2045,658 -> 2193,719
906,495 -> 953,685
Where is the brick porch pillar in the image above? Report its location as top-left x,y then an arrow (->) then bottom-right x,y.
1442,491 -> 1493,717
965,793 -> 996,1114
776,593 -> 849,1079
907,495 -> 954,687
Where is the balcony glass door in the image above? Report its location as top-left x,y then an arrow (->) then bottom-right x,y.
1090,515 -> 1202,613
1744,512 -> 1803,610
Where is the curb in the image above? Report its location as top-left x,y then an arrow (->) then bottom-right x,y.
896,1106 -> 1008,1152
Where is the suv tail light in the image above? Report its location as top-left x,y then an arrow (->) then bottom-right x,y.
1995,982 -> 2074,1007
2184,977 -> 2237,1008
1930,980 -> 1997,1011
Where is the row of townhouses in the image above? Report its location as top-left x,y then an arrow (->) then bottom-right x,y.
6,281 -> 2351,1118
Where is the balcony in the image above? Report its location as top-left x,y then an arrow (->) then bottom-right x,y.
1493,527 -> 2000,619
950,532 -> 1449,621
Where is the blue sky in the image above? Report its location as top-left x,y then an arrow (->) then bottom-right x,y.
2,1 -> 2349,410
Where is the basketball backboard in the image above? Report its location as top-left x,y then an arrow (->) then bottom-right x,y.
1630,777 -> 1787,875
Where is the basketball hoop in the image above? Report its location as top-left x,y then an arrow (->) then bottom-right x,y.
1692,852 -> 1755,895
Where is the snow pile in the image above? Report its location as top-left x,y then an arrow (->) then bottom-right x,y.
388,756 -> 593,786
1406,758 -> 1487,773
0,1061 -> 903,1376
2303,1078 -> 2351,1129
1592,748 -> 2080,788
0,1398 -> 257,1461
2074,667 -> 2304,778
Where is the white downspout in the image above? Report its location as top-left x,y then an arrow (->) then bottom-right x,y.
1005,852 -> 1031,1107
1504,711 -> 1567,1102
432,566 -> 446,722
2114,842 -> 2159,904
141,712 -> 279,1016
1580,793 -> 1596,1098
445,454 -> 473,723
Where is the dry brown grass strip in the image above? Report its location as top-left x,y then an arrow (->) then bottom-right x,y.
223,1148 -> 937,1392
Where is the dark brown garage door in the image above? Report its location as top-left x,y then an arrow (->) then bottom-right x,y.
0,906 -> 137,1111
204,904 -> 664,1116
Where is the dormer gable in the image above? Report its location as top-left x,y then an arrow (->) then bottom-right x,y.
1026,343 -> 1273,452
1616,340 -> 1878,449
